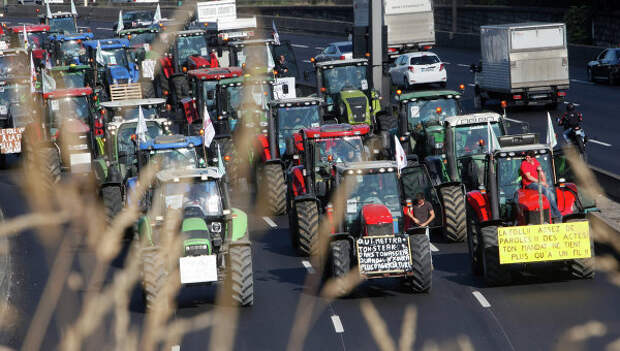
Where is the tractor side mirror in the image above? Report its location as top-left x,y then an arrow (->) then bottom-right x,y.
316,181 -> 327,198
303,71 -> 310,81
207,90 -> 215,100
217,46 -> 223,57
285,137 -> 295,156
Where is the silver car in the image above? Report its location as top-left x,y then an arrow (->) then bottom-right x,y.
314,41 -> 353,62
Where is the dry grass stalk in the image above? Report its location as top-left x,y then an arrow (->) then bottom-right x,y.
360,299 -> 397,351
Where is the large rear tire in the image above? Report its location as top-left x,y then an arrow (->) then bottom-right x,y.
296,201 -> 319,256
566,219 -> 595,280
228,245 -> 254,306
408,234 -> 432,292
439,185 -> 467,242
171,75 -> 190,101
141,246 -> 168,311
262,163 -> 286,216
481,225 -> 511,286
40,147 -> 61,190
101,185 -> 123,223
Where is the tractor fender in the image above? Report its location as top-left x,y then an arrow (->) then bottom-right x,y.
289,166 -> 306,196
230,208 -> 248,242
329,233 -> 356,255
125,177 -> 138,207
423,155 -> 447,186
293,194 -> 321,210
265,159 -> 284,167
435,181 -> 464,192
467,190 -> 492,223
159,57 -> 174,79
561,213 -> 587,223
478,219 -> 504,229
256,134 -> 271,162
556,183 -> 579,215
92,157 -> 108,183
137,215 -> 153,245
214,134 -> 233,140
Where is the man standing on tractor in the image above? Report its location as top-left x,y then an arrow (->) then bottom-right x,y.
519,150 -> 562,220
406,192 -> 435,228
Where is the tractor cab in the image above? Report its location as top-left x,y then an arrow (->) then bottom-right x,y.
118,27 -> 160,64
41,12 -> 78,34
48,32 -> 94,66
8,25 -> 50,65
137,134 -> 205,172
83,39 -> 140,101
166,30 -> 217,73
45,64 -> 95,91
0,77 -> 37,157
313,58 -> 381,128
0,49 -> 30,80
229,38 -> 298,77
218,73 -> 274,134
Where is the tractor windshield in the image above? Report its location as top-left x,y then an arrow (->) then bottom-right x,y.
406,98 -> 458,129
17,32 -> 47,49
313,136 -> 364,165
497,153 -> 555,205
100,48 -> 128,67
0,55 -> 28,80
161,180 -> 222,216
344,171 -> 403,225
59,40 -> 86,62
50,17 -> 76,34
127,32 -> 156,46
116,121 -> 162,164
0,83 -> 33,126
277,105 -> 320,153
322,65 -> 368,94
176,35 -> 208,66
455,123 -> 502,158
121,106 -> 160,120
224,84 -> 242,112
47,96 -> 91,129
200,80 -> 218,111
149,147 -> 199,170
51,70 -> 89,89
236,43 -> 274,70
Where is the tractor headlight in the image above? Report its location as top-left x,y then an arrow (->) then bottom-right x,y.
210,222 -> 222,233
435,143 -> 443,149
259,121 -> 268,127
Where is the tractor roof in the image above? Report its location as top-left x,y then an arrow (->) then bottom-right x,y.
9,25 -> 50,33
83,39 -> 130,49
229,38 -> 275,46
100,98 -> 166,109
49,32 -> 93,41
495,133 -> 549,154
270,96 -> 323,107
49,64 -> 90,71
0,48 -> 28,56
188,67 -> 243,80
119,27 -> 160,36
397,90 -> 461,101
43,87 -> 93,99
176,29 -> 205,37
139,135 -> 202,151
303,124 -> 369,139
336,160 -> 398,173
156,167 -> 223,183
445,112 -> 502,127
107,117 -> 168,129
316,58 -> 368,68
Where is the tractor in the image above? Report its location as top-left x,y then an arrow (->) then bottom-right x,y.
39,10 -> 84,35
287,124 -> 370,255
8,25 -> 50,67
96,98 -> 173,220
135,167 -> 253,308
466,133 -> 595,285
48,32 -> 94,66
228,38 -> 298,76
320,161 -> 433,293
117,27 -> 161,98
83,39 -> 141,102
45,64 -> 95,91
254,97 -> 324,215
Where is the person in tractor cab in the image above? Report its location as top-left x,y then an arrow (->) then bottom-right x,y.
519,150 -> 561,220
405,192 -> 435,228
275,55 -> 289,77
558,103 -> 585,143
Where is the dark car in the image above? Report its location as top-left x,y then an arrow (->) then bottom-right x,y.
112,11 -> 155,32
587,48 -> 620,85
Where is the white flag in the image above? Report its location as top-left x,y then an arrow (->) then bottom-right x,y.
117,10 -> 124,34
202,104 -> 215,147
95,41 -> 105,66
70,0 -> 78,17
394,135 -> 407,171
272,20 -> 280,46
487,121 -> 500,154
30,52 -> 36,93
22,25 -> 28,50
153,4 -> 162,24
546,111 -> 557,149
46,0 -> 52,19
42,70 -> 56,94
217,144 -> 226,175
136,106 -> 148,143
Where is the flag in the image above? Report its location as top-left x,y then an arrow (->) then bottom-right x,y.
22,25 -> 28,50
272,20 -> 280,46
70,0 -> 78,17
153,4 -> 162,24
46,0 -> 52,19
202,104 -> 215,147
95,41 -> 105,66
546,111 -> 557,149
30,52 -> 36,93
136,106 -> 148,143
486,121 -> 500,154
45,52 -> 52,70
42,70 -> 56,94
394,135 -> 407,171
116,10 -> 124,34
217,144 -> 226,175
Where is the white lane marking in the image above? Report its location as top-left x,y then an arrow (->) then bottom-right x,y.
291,44 -> 309,49
301,260 -> 315,273
96,27 -> 114,31
457,64 -> 471,67
571,79 -> 595,85
503,117 -> 525,124
171,346 -> 180,351
314,46 -> 324,50
589,139 -> 612,147
262,216 -> 278,228
443,62 -> 451,64
303,60 -> 312,63
430,243 -> 439,252
563,101 -> 580,107
472,291 -> 491,308
331,315 -> 344,333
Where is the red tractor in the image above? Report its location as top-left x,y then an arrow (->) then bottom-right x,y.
466,133 -> 595,285
8,25 -> 50,68
287,124 -> 370,255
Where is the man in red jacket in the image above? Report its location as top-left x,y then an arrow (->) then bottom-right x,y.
519,150 -> 561,220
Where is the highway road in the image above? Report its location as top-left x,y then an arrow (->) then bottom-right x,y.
0,16 -> 619,351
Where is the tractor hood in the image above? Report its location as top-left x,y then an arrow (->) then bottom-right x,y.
188,55 -> 213,69
361,203 -> 395,236
108,65 -> 131,82
340,90 -> 370,125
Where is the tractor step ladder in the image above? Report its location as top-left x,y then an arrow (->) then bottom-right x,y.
110,83 -> 142,101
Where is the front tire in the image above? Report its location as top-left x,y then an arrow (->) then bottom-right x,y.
481,225 -> 511,286
228,245 -> 254,306
439,185 -> 467,242
327,239 -> 351,296
101,185 -> 123,223
566,219 -> 595,280
296,201 -> 319,256
141,246 -> 168,311
408,234 -> 432,292
466,204 -> 482,275
262,163 -> 286,216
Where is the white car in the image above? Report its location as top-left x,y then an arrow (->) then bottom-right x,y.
389,52 -> 447,89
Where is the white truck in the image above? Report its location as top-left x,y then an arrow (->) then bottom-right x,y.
353,0 -> 435,60
472,23 -> 570,109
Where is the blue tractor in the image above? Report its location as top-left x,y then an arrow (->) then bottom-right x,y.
83,39 -> 141,102
48,32 -> 94,66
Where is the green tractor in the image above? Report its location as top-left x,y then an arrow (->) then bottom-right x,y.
135,167 -> 253,308
45,65 -> 96,91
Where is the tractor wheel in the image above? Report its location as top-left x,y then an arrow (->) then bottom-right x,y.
40,147 -> 61,189
377,113 -> 398,132
328,239 -> 351,296
101,185 -> 123,223
219,139 -> 239,185
141,246 -> 168,311
296,201 -> 319,256
481,225 -> 511,286
142,81 -> 155,98
566,219 -> 595,280
262,163 -> 286,216
287,187 -> 299,250
172,75 -> 190,100
408,234 -> 432,292
439,185 -> 467,242
228,245 -> 254,306
466,204 -> 482,275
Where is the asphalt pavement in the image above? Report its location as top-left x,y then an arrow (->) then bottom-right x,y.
0,17 -> 619,351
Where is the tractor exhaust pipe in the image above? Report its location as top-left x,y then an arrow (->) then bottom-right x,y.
487,153 -> 500,220
445,122 -> 458,182
268,106 -> 278,160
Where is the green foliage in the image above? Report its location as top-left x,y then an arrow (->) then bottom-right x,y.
564,5 -> 592,45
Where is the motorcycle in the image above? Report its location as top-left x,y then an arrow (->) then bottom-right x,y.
562,124 -> 588,160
